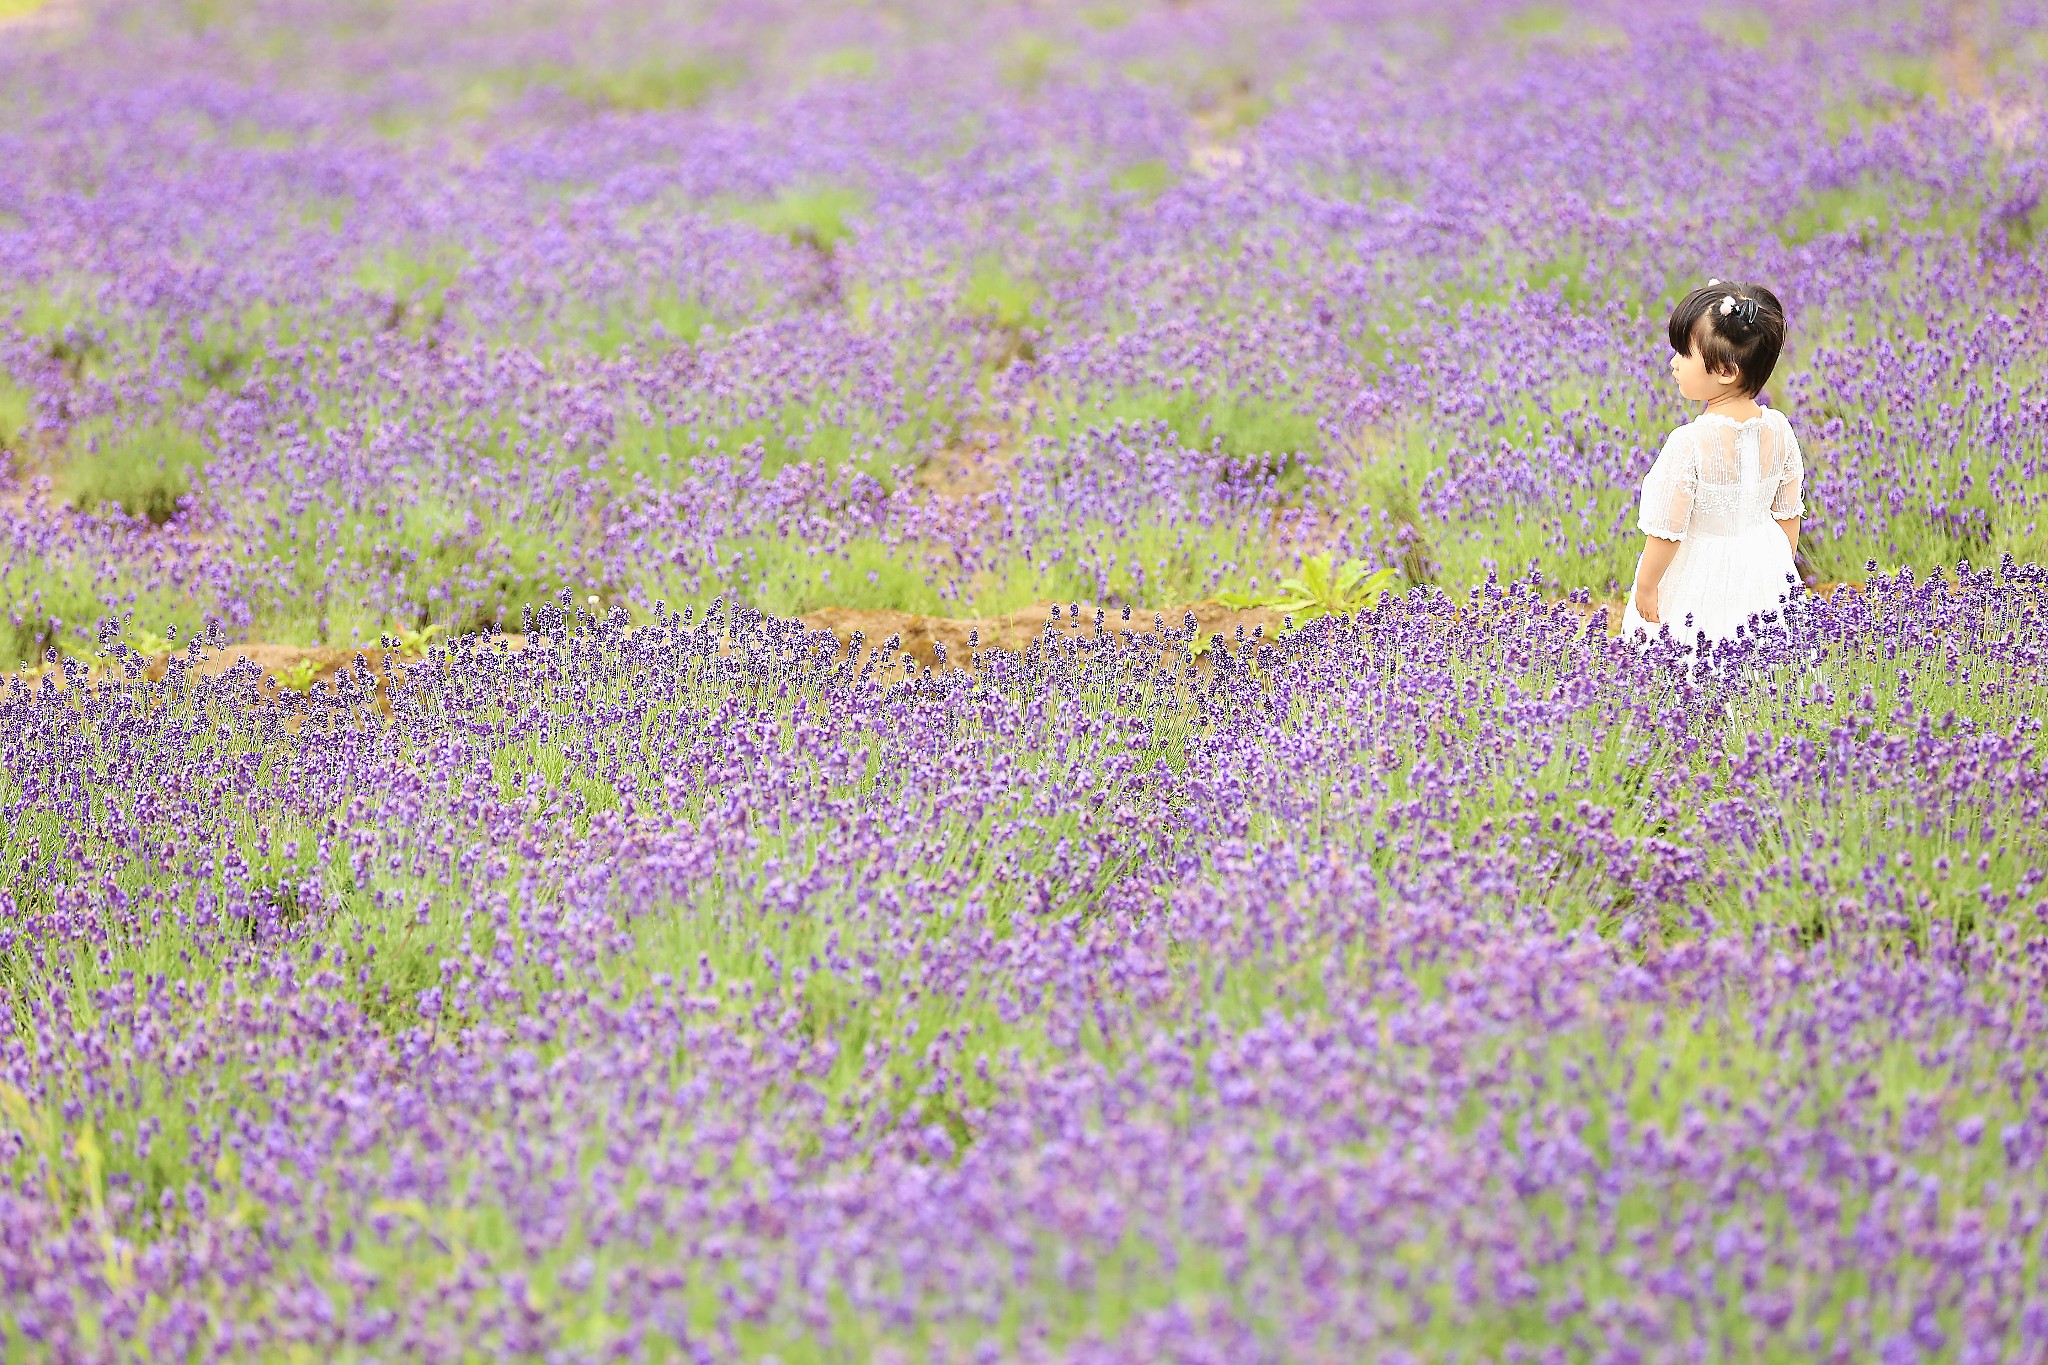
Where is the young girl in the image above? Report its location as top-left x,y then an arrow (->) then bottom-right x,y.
1623,281 -> 1805,643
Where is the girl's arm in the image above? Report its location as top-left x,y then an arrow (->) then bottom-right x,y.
1633,535 -> 1680,623
1633,429 -> 1696,624
1772,416 -> 1806,556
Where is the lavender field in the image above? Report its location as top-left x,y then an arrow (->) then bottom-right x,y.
4,0 -> 2048,1360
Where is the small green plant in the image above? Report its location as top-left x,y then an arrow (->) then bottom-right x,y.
122,625 -> 171,658
274,658 -> 321,693
388,622 -> 446,658
1219,553 -> 1397,626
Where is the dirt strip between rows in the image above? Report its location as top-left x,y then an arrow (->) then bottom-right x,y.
11,585 -> 1869,700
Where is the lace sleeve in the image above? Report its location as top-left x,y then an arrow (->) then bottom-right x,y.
1637,427 -> 1696,541
1772,416 -> 1806,520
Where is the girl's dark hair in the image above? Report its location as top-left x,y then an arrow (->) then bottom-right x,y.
1668,281 -> 1785,396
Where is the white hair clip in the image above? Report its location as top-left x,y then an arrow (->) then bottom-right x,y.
1719,295 -> 1737,314
1707,277 -> 1721,285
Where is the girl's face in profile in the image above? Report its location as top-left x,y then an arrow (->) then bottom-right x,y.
1669,328 -> 1740,403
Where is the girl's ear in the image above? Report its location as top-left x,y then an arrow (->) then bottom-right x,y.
1711,362 -> 1743,389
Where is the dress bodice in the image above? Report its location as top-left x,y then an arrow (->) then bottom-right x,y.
1638,410 -> 1805,542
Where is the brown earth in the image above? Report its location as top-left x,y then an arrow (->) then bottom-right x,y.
7,582 -> 1868,701
799,598 -> 1287,670
914,427 -> 1015,499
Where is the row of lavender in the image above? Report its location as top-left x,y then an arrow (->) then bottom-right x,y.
5,0 -> 2048,664
3,567 -> 2045,1360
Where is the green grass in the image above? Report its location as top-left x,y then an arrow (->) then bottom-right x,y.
1780,173 -> 1984,246
607,371 -> 958,488
352,242 -> 470,331
235,487 -> 573,647
1051,385 -> 1325,490
1500,2 -> 1570,38
1109,158 -> 1175,201
734,184 -> 869,251
1704,7 -> 1773,48
608,495 -> 1282,622
0,553 -> 197,670
1421,489 -> 1642,595
552,57 -> 731,111
960,255 -> 1047,332
1001,32 -> 1065,94
0,376 -> 30,450
1044,514 -> 1278,606
57,417 -> 209,524
727,534 -> 1032,619
551,291 -> 715,358
810,46 -> 877,81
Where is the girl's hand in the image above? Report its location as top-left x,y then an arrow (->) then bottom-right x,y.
1634,583 -> 1660,624
1633,536 -> 1678,626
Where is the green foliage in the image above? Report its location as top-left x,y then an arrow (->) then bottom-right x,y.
1084,387 -> 1323,488
662,510 -> 1270,622
1704,7 -> 1772,48
1496,3 -> 1623,52
230,483 -> 571,650
176,0 -> 236,32
274,657 -> 320,692
11,283 -> 118,383
0,555 -> 195,671
389,621 -> 446,658
729,534 -> 1023,619
811,46 -> 877,81
557,292 -> 714,358
1110,158 -> 1174,201
1219,553 -> 1396,624
961,255 -> 1046,334
120,624 -> 171,658
1781,178 -> 1900,245
3,587 -> 85,672
0,377 -> 30,450
180,311 -> 269,396
1423,489 -> 1644,596
1046,515 -> 1272,608
554,58 -> 730,111
608,377 -> 955,488
735,185 -> 868,252
1820,55 -> 1963,141
352,243 -> 470,330
1001,32 -> 1063,94
58,418 -> 208,524
1501,3 -> 1569,39
1867,52 -> 1948,103
1992,196 -> 2048,255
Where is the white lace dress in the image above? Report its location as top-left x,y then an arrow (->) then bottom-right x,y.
1621,410 -> 1806,643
